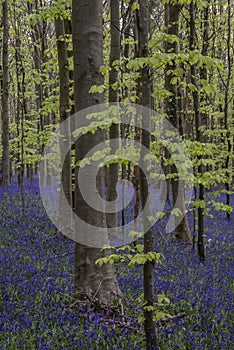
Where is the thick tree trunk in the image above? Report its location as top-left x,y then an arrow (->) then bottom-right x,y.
138,1 -> 157,348
106,0 -> 120,228
72,0 -> 121,303
164,2 -> 192,244
1,0 -> 10,186
55,18 -> 72,235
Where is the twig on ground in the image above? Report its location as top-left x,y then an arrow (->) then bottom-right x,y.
156,312 -> 186,326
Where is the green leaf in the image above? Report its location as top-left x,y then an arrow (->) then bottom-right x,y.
171,208 -> 183,217
170,77 -> 178,85
132,2 -> 140,10
153,311 -> 168,322
158,293 -> 170,304
144,305 -> 154,312
89,85 -> 105,94
188,83 -> 197,92
147,216 -> 155,223
156,211 -> 165,220
111,82 -> 118,91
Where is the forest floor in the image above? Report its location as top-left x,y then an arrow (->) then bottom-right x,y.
0,176 -> 233,349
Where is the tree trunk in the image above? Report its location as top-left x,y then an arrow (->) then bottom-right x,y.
27,1 -> 44,180
164,1 -> 192,244
133,7 -> 142,238
1,0 -> 10,186
20,68 -> 26,221
72,0 -> 121,303
189,1 -> 205,262
55,18 -> 72,235
139,0 -> 157,348
224,0 -> 231,220
106,0 -> 120,228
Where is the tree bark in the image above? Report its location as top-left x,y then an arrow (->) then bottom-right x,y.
189,1 -> 205,262
55,18 -> 72,234
106,0 -> 120,228
72,0 -> 121,303
224,0 -> 231,220
1,0 -> 10,186
164,1 -> 192,244
139,0 -> 157,348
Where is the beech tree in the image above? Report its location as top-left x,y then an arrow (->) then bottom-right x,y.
55,17 -> 72,234
1,0 -> 10,186
72,0 -> 121,303
106,0 -> 120,229
139,1 -> 157,347
223,0 -> 232,220
0,0 -> 233,338
164,1 -> 192,243
189,1 -> 205,261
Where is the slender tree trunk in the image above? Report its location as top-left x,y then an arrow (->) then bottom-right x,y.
133,7 -> 142,237
13,15 -> 26,219
164,3 -> 170,203
164,1 -> 192,244
20,69 -> 26,221
27,1 -> 45,185
200,5 -> 209,170
139,1 -> 157,348
106,0 -> 120,228
64,18 -> 76,211
1,0 -> 10,186
72,0 -> 121,303
55,18 -> 72,235
224,0 -> 231,220
15,38 -> 21,187
189,1 -> 205,262
14,35 -> 26,219
120,1 -> 133,227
